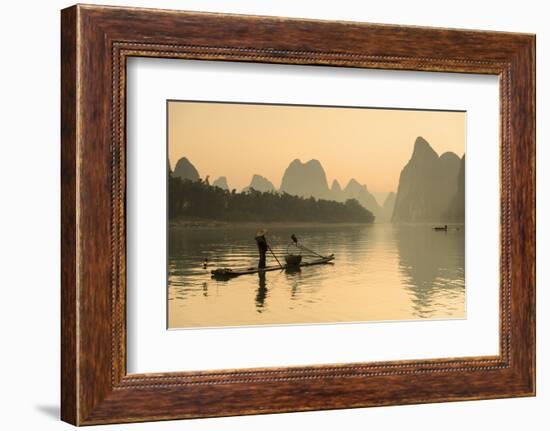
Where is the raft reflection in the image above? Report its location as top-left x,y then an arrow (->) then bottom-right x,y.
168,223 -> 465,328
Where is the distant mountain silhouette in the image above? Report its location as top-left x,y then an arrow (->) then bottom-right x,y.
280,159 -> 331,200
392,137 -> 463,222
278,159 -> 383,218
245,174 -> 275,192
445,155 -> 465,221
173,157 -> 200,181
380,192 -> 396,222
212,176 -> 229,190
330,179 -> 343,197
341,179 -> 382,217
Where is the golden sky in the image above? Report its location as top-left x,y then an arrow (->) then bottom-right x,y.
168,101 -> 465,193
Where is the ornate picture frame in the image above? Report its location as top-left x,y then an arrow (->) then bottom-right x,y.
61,4 -> 535,425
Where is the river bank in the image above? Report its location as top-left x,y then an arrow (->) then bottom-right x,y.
169,217 -> 374,230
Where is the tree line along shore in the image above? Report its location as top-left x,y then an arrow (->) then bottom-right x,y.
169,136 -> 465,224
168,175 -> 375,224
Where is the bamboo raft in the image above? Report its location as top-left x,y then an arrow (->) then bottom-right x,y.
211,254 -> 335,279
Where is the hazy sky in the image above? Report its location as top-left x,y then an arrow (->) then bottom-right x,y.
168,101 -> 465,193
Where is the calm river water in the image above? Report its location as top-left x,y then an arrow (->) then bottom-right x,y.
168,223 -> 465,328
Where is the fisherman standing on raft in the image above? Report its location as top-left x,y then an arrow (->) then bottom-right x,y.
255,229 -> 269,269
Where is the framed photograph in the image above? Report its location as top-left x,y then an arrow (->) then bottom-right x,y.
61,4 -> 536,425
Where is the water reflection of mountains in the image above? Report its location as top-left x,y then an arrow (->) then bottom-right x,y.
173,224 -> 465,320
395,225 -> 465,318
253,227 -> 464,317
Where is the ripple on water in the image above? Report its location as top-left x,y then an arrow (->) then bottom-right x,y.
168,223 -> 465,328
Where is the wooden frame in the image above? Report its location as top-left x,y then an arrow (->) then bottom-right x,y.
61,4 -> 535,425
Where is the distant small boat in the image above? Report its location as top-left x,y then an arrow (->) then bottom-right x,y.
433,224 -> 448,231
211,254 -> 335,279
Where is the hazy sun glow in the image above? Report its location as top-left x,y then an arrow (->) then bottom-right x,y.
168,101 -> 465,193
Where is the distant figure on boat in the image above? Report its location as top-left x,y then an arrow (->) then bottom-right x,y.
433,224 -> 448,231
255,229 -> 269,269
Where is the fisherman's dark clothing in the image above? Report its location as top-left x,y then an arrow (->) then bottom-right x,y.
255,235 -> 268,268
